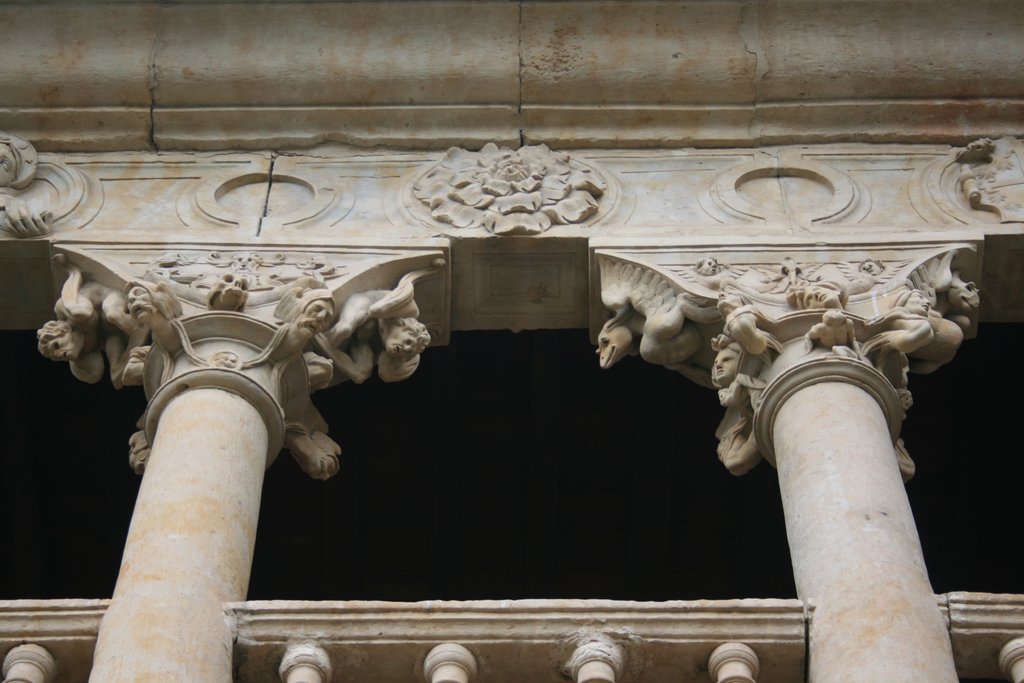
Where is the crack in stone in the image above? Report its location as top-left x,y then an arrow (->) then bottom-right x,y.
146,8 -> 166,152
257,153 -> 276,237
518,0 -> 524,147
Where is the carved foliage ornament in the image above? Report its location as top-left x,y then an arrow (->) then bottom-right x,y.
413,143 -> 607,235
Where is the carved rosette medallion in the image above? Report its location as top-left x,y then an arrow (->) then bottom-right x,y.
592,242 -> 981,479
411,143 -> 609,235
36,245 -> 449,480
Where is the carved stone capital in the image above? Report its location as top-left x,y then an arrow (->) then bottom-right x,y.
37,242 -> 450,479
592,239 -> 981,478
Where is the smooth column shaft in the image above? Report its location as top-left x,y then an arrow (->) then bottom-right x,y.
774,382 -> 957,683
89,388 -> 268,683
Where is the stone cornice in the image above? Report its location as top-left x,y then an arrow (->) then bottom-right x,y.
0,1 -> 1022,151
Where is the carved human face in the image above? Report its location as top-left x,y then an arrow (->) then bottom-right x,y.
0,143 -> 16,188
596,324 -> 633,369
381,318 -> 429,356
905,290 -> 932,315
696,257 -> 722,276
37,321 -> 81,360
858,259 -> 884,276
711,344 -> 740,388
127,286 -> 155,322
298,299 -> 334,333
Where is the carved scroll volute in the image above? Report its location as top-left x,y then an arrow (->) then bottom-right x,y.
592,245 -> 981,480
36,246 -> 449,480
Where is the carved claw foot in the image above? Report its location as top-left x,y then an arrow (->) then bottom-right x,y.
128,429 -> 151,475
285,429 -> 341,480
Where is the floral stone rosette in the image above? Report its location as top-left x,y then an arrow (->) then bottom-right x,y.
413,143 -> 607,235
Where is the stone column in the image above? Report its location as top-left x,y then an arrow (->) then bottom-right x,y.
761,364 -> 957,682
35,251 -> 443,683
591,248 -> 979,683
743,301 -> 967,682
89,388 -> 268,683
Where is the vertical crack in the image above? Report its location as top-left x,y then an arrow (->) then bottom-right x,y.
517,0 -> 525,147
147,7 -> 165,152
257,153 -> 276,237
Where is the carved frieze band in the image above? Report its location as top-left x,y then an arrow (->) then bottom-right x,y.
36,242 -> 450,480
2,131 -> 1023,240
592,241 -> 981,478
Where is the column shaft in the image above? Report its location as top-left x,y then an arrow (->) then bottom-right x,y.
89,388 -> 268,683
774,382 -> 956,683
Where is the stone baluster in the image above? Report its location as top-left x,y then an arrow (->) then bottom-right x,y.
1001,638 -> 1024,683
424,644 -> 478,683
1,645 -> 56,683
280,643 -> 332,683
708,643 -> 759,683
566,635 -> 625,683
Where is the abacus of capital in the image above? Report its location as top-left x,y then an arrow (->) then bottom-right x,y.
2,119 -> 1024,681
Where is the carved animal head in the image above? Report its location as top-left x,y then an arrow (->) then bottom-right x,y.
379,317 -> 430,356
596,322 -> 635,369
206,274 -> 250,311
37,320 -> 83,361
947,274 -> 980,312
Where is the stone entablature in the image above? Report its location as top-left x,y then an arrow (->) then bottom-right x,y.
1,137 -> 1021,330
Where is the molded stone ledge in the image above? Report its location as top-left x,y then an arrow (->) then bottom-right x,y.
0,599 -> 106,683
949,592 -> 1024,680
230,599 -> 806,683
3,595 -> 1023,682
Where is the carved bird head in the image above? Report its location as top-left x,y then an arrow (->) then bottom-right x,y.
596,322 -> 635,369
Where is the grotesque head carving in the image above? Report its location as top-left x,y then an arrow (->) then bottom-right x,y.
37,320 -> 83,361
596,323 -> 635,370
206,274 -> 250,311
947,273 -> 980,313
377,317 -> 430,382
126,280 -> 182,325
